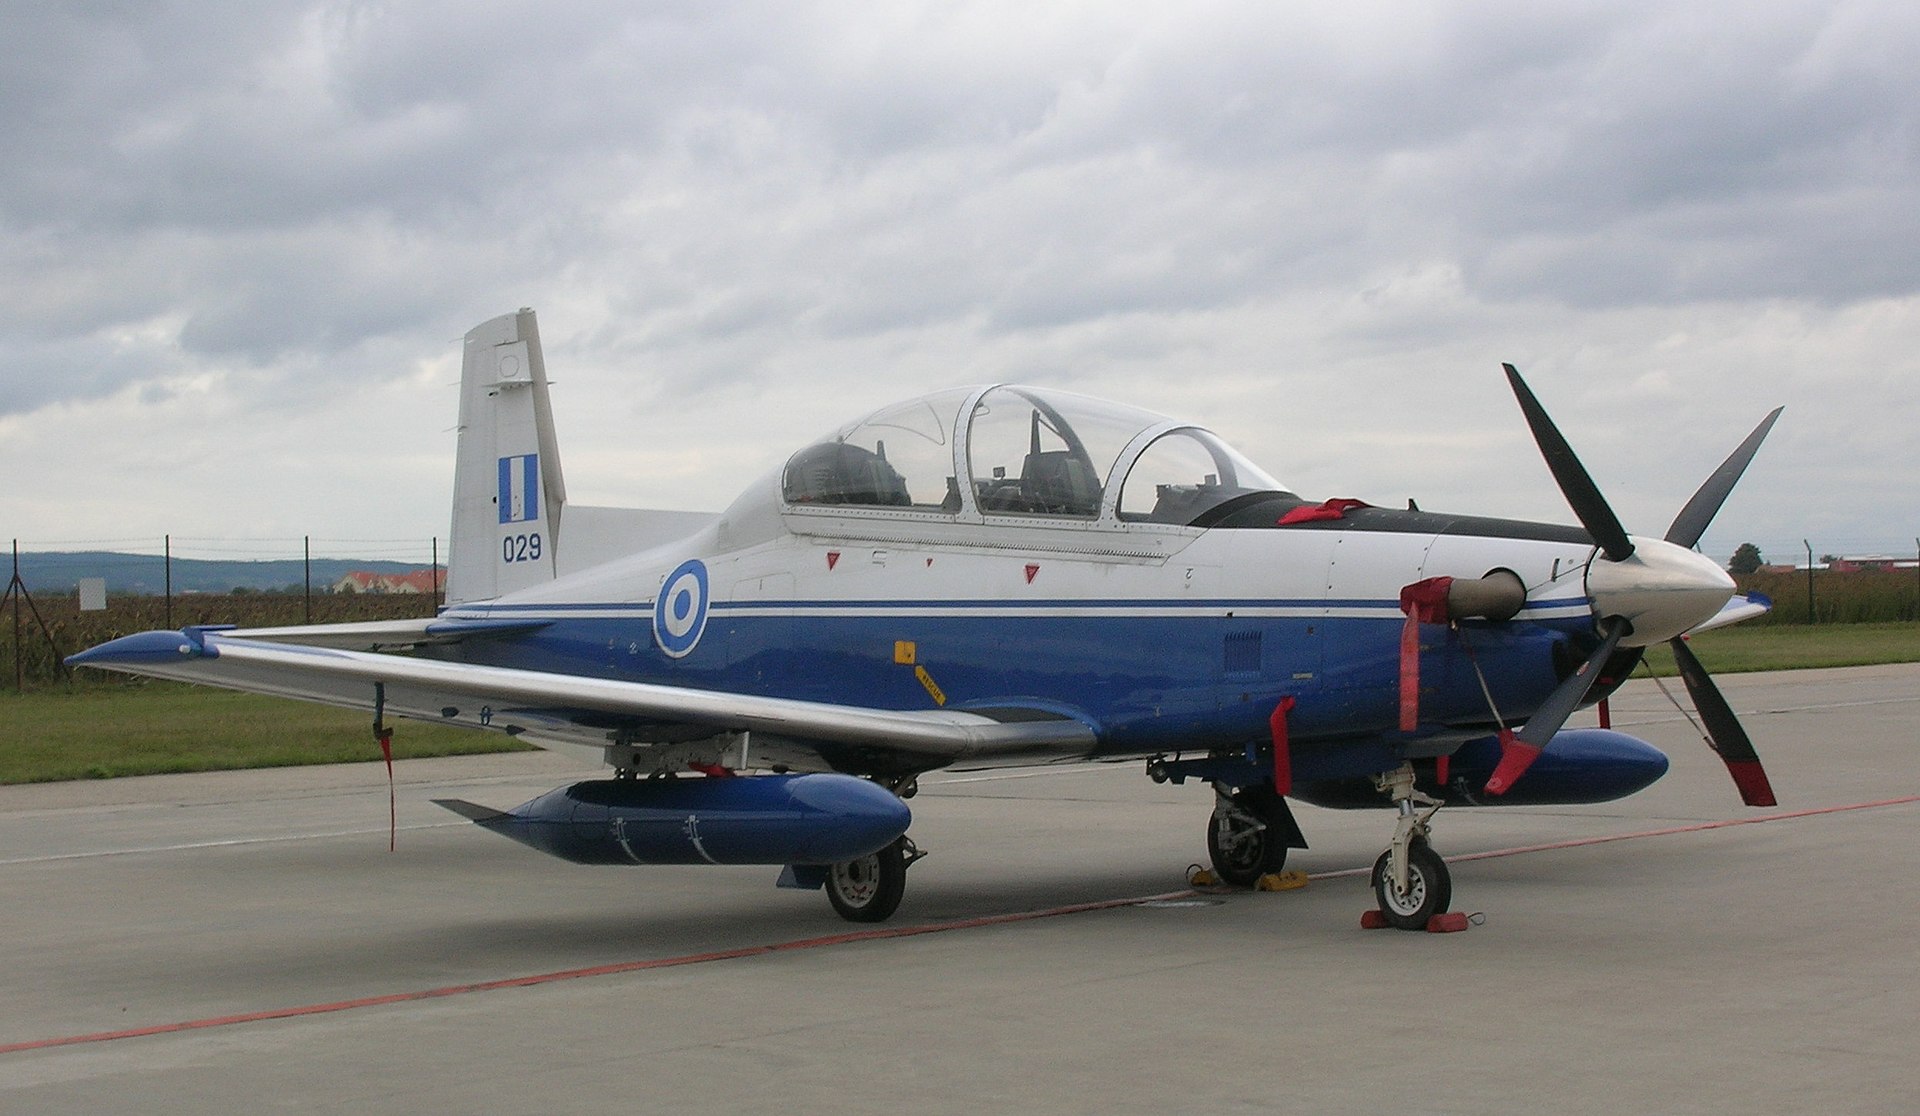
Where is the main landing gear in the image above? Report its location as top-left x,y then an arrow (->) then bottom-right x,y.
821,774 -> 924,923
1147,755 -> 1310,890
825,835 -> 922,923
1205,783 -> 1299,887
1368,763 -> 1453,929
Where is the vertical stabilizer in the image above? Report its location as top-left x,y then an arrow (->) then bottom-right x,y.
447,309 -> 567,605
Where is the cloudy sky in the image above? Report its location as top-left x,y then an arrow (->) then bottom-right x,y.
4,1 -> 1916,568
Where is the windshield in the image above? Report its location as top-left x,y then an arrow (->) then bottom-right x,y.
1116,427 -> 1290,523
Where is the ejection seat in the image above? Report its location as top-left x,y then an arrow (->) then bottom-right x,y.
1019,451 -> 1102,516
782,442 -> 913,506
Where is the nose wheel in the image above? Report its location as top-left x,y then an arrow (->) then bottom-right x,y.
1370,763 -> 1454,929
1370,838 -> 1451,929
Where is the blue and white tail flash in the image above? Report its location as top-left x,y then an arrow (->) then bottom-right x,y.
498,454 -> 541,524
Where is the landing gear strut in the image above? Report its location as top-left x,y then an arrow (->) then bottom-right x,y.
1370,763 -> 1453,929
1206,783 -> 1296,887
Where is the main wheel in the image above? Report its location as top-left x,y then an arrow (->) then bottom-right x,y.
1206,786 -> 1289,887
1369,839 -> 1452,930
826,837 -> 909,923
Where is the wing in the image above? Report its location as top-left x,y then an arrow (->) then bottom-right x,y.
1686,590 -> 1772,635
67,628 -> 1098,773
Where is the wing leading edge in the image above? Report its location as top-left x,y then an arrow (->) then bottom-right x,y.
67,629 -> 1099,770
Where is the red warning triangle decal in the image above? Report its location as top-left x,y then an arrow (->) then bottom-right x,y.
826,551 -> 840,570
1024,563 -> 1040,584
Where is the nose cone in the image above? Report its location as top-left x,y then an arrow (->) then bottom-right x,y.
1587,537 -> 1736,645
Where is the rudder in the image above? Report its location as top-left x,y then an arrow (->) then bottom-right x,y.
446,309 -> 567,605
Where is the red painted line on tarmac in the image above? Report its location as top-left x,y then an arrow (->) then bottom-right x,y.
0,888 -> 1196,1056
9,794 -> 1916,1056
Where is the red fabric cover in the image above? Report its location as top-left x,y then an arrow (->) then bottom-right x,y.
1483,728 -> 1543,795
1277,498 -> 1372,525
1725,760 -> 1778,808
376,728 -> 396,853
1397,577 -> 1454,732
1269,696 -> 1297,795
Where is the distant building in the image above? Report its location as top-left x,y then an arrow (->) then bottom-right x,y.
331,568 -> 443,595
1826,556 -> 1910,572
1756,558 -> 1917,573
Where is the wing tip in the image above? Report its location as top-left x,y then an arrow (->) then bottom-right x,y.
433,798 -> 510,824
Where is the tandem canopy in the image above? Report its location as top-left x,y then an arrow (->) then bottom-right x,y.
781,384 -> 1293,526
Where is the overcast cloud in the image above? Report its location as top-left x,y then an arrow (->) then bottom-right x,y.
3,1 -> 1916,566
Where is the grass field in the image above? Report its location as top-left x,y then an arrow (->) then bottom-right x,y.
5,622 -> 1916,785
0,682 -> 533,785
1648,620 -> 1920,675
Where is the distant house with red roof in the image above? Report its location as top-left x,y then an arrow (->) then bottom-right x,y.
331,568 -> 443,595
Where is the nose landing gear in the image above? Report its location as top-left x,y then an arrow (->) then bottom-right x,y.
1369,763 -> 1453,929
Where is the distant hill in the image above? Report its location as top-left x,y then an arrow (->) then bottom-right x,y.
10,551 -> 439,596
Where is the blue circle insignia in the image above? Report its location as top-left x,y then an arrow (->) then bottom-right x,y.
653,558 -> 710,658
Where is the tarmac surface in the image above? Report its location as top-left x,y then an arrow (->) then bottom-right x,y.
1,664 -> 1916,1114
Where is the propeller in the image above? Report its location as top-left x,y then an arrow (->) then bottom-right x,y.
1665,407 -> 1784,549
1487,364 -> 1780,807
1503,364 -> 1634,563
1670,637 -> 1776,806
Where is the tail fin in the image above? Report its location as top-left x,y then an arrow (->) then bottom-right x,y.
446,309 -> 567,605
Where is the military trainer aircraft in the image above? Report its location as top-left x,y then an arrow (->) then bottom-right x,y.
72,309 -> 1782,929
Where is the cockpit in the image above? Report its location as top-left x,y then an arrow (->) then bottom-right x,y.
781,385 -> 1292,526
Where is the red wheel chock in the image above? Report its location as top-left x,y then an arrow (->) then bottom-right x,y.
1359,910 -> 1473,932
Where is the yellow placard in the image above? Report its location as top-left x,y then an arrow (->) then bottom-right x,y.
914,665 -> 947,706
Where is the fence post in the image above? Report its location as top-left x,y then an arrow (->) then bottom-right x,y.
304,535 -> 312,624
10,540 -> 20,692
164,534 -> 173,629
1803,539 -> 1814,624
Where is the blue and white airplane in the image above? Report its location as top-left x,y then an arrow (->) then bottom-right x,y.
72,309 -> 1782,929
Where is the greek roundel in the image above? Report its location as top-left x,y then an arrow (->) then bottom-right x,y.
653,559 -> 710,658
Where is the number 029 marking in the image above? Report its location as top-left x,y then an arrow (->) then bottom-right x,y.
502,533 -> 543,563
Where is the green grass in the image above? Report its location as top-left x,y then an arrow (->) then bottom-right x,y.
0,681 -> 534,785
5,622 -> 1917,786
1642,621 -> 1920,675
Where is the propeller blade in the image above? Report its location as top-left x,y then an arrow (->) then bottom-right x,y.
1504,363 -> 1635,562
1669,637 -> 1777,807
1665,407 -> 1784,549
1486,619 -> 1627,795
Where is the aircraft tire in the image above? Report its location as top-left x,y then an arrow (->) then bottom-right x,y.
1206,786 -> 1289,887
826,837 -> 909,923
1369,839 -> 1452,930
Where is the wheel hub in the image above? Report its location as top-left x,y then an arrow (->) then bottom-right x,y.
831,857 -> 880,905
1381,871 -> 1427,916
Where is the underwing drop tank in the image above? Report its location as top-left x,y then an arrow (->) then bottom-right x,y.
435,773 -> 911,866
